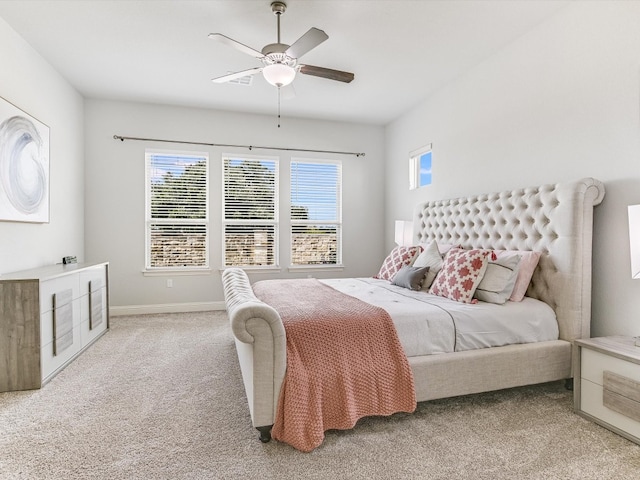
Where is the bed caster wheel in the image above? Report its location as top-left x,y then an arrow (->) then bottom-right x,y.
564,378 -> 573,391
257,426 -> 272,443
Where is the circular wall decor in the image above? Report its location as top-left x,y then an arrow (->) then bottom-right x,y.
0,115 -> 47,215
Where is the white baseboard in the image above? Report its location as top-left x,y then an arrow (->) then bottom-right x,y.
110,301 -> 226,316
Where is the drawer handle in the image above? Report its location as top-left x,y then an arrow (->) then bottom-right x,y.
53,289 -> 74,356
89,279 -> 104,330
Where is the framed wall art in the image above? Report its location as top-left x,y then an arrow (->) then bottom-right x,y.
0,96 -> 50,223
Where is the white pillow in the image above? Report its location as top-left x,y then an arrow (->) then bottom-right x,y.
495,250 -> 541,301
474,253 -> 521,304
413,241 -> 444,290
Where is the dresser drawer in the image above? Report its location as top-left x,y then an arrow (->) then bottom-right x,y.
40,275 -> 81,315
40,298 -> 82,351
581,378 -> 640,440
79,265 -> 107,297
41,322 -> 83,382
581,348 -> 640,385
80,302 -> 108,346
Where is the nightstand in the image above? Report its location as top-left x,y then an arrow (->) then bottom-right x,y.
574,336 -> 640,445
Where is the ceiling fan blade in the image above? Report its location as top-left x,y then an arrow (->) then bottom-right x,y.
285,28 -> 328,59
299,64 -> 354,83
212,67 -> 263,84
208,33 -> 264,59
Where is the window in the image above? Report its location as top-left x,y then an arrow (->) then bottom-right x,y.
145,150 -> 209,269
290,160 -> 342,266
223,156 -> 278,267
409,144 -> 432,189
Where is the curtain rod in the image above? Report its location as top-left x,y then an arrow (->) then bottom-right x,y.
112,135 -> 365,157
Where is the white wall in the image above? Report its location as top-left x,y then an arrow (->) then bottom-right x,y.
385,1 -> 640,337
0,17 -> 84,275
84,99 -> 384,312
7,1 -> 636,334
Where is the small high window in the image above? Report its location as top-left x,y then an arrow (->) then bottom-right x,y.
409,144 -> 432,190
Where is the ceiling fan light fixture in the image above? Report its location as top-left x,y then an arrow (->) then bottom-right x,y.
262,63 -> 296,87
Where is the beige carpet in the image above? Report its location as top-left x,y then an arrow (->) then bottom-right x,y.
1,312 -> 639,479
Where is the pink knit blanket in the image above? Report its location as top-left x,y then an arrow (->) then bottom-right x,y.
252,278 -> 416,452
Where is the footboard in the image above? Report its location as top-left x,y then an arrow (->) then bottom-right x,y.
221,268 -> 287,439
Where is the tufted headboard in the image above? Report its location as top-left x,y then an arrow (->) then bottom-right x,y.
413,178 -> 605,342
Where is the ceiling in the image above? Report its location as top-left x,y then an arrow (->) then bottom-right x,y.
0,0 -> 568,125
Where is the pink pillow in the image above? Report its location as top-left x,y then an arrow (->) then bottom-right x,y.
494,250 -> 541,301
437,243 -> 458,255
429,248 -> 490,303
374,245 -> 422,281
418,242 -> 458,256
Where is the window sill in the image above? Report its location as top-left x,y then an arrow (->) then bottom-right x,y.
288,265 -> 345,273
219,266 -> 282,273
142,268 -> 212,277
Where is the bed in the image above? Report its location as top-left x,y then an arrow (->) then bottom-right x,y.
221,177 -> 605,449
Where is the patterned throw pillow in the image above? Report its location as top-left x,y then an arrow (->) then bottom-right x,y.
374,245 -> 422,281
429,248 -> 491,303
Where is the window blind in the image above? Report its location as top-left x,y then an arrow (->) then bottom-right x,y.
145,151 -> 209,269
223,157 -> 278,267
290,160 -> 342,266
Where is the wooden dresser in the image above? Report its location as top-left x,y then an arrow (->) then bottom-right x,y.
574,336 -> 640,445
0,262 -> 109,392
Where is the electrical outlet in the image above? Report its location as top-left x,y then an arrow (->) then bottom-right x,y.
166,279 -> 173,288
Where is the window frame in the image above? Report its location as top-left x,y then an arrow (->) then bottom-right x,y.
409,143 -> 433,190
289,158 -> 343,269
221,153 -> 280,269
144,149 -> 210,273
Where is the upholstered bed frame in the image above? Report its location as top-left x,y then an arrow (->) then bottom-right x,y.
222,177 -> 605,442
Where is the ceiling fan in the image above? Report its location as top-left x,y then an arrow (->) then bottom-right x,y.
209,1 -> 354,88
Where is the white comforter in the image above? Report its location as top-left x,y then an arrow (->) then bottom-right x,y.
321,278 -> 559,357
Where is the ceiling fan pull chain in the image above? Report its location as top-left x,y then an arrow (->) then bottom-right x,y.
277,87 -> 281,128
